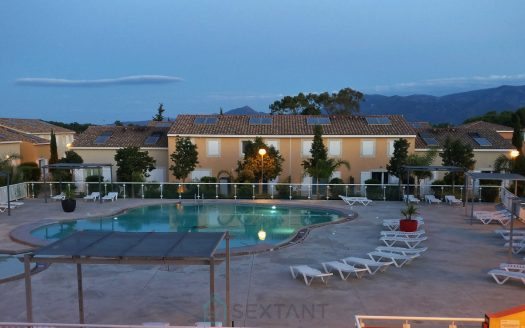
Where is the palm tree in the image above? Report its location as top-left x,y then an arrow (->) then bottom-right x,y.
493,154 -> 513,173
304,158 -> 350,198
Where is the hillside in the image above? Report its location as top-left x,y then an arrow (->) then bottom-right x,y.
360,85 -> 525,124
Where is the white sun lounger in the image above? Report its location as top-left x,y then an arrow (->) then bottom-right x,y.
382,218 -> 424,231
375,246 -> 428,255
339,195 -> 373,206
51,192 -> 66,201
102,192 -> 119,202
367,251 -> 419,268
425,194 -> 442,204
403,194 -> 420,204
474,212 -> 511,226
475,209 -> 509,217
289,265 -> 333,285
380,230 -> 426,238
499,263 -> 525,273
321,261 -> 368,280
494,229 -> 525,239
342,256 -> 393,275
488,269 -> 525,285
380,236 -> 427,248
83,192 -> 100,202
445,195 -> 462,205
0,205 -> 7,213
504,240 -> 525,254
0,201 -> 24,208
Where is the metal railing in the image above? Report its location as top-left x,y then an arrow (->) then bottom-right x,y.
25,181 -> 502,202
355,315 -> 484,328
0,182 -> 28,203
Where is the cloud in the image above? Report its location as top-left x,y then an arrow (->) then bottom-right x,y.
207,93 -> 284,101
369,73 -> 525,94
15,75 -> 183,87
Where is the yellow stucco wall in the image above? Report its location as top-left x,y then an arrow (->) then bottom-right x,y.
168,136 -> 416,183
0,142 -> 49,164
73,148 -> 168,181
34,132 -> 75,158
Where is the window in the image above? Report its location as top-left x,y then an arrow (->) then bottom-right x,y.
361,140 -> 375,156
191,169 -> 211,181
249,117 -> 272,125
328,140 -> 341,156
330,171 -> 341,180
240,140 -> 251,156
366,117 -> 391,125
419,132 -> 439,146
388,140 -> 396,156
207,139 -> 220,156
266,140 -> 279,151
306,117 -> 331,125
194,117 -> 218,124
469,132 -> 492,146
302,140 -> 313,156
94,131 -> 113,144
144,132 -> 163,145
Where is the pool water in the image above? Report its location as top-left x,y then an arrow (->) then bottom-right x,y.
0,255 -> 36,282
31,204 -> 343,249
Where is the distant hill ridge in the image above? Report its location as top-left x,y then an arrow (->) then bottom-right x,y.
360,85 -> 525,124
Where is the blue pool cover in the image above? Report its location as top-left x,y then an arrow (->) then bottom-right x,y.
34,230 -> 226,259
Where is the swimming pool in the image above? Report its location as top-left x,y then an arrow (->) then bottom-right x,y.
0,255 -> 36,283
31,203 -> 344,249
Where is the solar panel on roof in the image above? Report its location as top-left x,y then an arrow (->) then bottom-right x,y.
249,117 -> 273,125
306,117 -> 331,125
94,131 -> 113,144
365,117 -> 391,125
422,137 -> 439,146
144,132 -> 163,145
194,117 -> 218,124
473,137 -> 492,146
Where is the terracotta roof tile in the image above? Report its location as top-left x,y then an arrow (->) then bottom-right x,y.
0,126 -> 49,144
415,125 -> 513,150
0,118 -> 74,134
72,125 -> 169,148
459,121 -> 513,131
169,115 -> 416,136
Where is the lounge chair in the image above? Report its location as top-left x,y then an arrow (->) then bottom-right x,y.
0,201 -> 23,208
83,192 -> 100,202
321,261 -> 367,280
102,192 -> 119,202
499,263 -> 525,273
367,251 -> 419,268
474,212 -> 511,226
445,195 -> 462,205
338,195 -> 373,206
0,205 -> 7,213
504,240 -> 525,254
342,256 -> 393,275
375,246 -> 428,255
488,269 -> 525,285
494,229 -> 525,239
424,194 -> 442,204
404,194 -> 420,204
51,192 -> 66,201
380,235 -> 428,248
289,265 -> 333,285
380,230 -> 426,238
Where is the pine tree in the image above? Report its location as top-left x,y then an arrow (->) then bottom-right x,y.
152,103 -> 165,121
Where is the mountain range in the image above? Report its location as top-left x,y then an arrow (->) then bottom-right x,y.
225,85 -> 525,125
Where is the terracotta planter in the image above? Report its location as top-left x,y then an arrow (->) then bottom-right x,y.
399,219 -> 418,232
61,199 -> 77,212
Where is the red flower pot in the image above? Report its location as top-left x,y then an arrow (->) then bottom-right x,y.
399,219 -> 418,232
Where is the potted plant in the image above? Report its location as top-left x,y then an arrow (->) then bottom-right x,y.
61,189 -> 77,213
400,203 -> 419,232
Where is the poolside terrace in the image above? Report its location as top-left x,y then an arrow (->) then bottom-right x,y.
0,198 -> 523,327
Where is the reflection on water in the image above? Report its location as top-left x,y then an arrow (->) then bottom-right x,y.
32,204 -> 341,248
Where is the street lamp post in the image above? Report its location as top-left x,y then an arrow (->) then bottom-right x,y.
510,150 -> 520,194
258,148 -> 266,195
